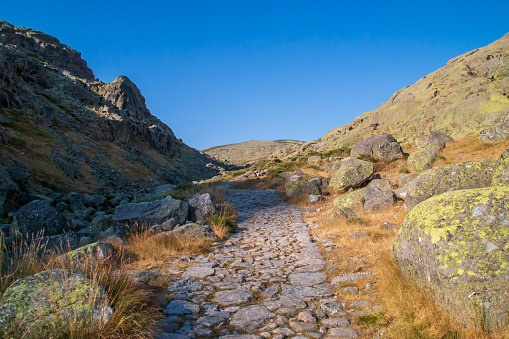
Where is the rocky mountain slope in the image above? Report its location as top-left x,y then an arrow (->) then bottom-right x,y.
317,33 -> 509,149
203,139 -> 305,166
0,20 -> 230,196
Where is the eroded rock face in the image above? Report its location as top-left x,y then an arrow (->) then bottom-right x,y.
329,159 -> 373,193
405,161 -> 496,211
285,181 -> 321,199
350,134 -> 403,161
0,269 -> 113,337
394,187 -> 509,332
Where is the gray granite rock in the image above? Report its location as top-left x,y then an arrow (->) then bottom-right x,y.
230,306 -> 275,333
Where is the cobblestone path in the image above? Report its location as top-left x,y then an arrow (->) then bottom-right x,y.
156,188 -> 374,339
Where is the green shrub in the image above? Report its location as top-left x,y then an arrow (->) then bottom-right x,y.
398,167 -> 410,174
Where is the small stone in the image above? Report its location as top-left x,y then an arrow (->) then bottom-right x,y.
297,310 -> 317,323
192,328 -> 214,336
182,267 -> 215,278
346,231 -> 371,239
196,316 -> 223,326
289,272 -> 327,286
273,327 -> 295,335
320,298 -> 347,316
364,283 -> 375,290
289,321 -> 318,332
328,327 -> 359,338
164,300 -> 200,315
350,300 -> 370,308
381,222 -> 399,230
320,317 -> 351,327
230,306 -> 276,333
276,307 -> 297,316
213,289 -> 255,306
225,306 -> 240,312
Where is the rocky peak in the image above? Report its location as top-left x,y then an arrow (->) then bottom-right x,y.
0,20 -> 94,80
100,76 -> 152,120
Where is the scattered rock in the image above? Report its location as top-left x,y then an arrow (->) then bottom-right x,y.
405,161 -> 496,211
212,290 -> 255,307
286,181 -> 321,199
11,200 -> 69,237
350,134 -> 403,161
333,188 -> 367,210
363,185 -> 396,212
329,159 -> 373,192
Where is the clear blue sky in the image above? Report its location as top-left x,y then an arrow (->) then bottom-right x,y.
3,1 -> 509,150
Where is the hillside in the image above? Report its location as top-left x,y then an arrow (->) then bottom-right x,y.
203,139 -> 305,166
0,20 -> 230,195
317,32 -> 509,149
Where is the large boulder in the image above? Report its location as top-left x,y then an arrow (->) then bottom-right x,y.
478,124 -> 509,144
415,130 -> 453,149
112,196 -> 188,228
188,193 -> 216,222
350,134 -> 403,161
406,144 -> 441,172
329,158 -> 373,192
11,200 -> 69,237
0,269 -> 113,337
405,161 -> 496,211
394,187 -> 509,332
363,186 -> 396,212
333,188 -> 367,210
286,181 -> 321,199
0,165 -> 20,216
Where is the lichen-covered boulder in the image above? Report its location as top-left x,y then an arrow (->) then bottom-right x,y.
492,149 -> 509,186
112,196 -> 188,228
478,124 -> 509,144
405,161 -> 496,211
329,159 -> 373,192
394,187 -> 509,331
333,187 -> 367,210
286,181 -> 321,199
363,186 -> 396,212
350,134 -> 403,161
11,200 -> 69,237
188,193 -> 216,222
0,269 -> 113,337
406,144 -> 441,171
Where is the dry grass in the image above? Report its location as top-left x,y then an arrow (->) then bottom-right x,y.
433,135 -> 509,167
122,224 -> 211,264
208,202 -> 238,240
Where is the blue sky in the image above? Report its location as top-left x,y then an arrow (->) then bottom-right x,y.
3,1 -> 509,150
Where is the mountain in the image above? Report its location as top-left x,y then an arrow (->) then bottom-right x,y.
203,139 -> 306,166
317,33 -> 509,149
0,20 -> 230,195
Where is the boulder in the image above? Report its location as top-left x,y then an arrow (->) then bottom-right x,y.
112,196 -> 188,228
286,181 -> 321,199
350,134 -> 403,161
407,144 -> 441,172
394,187 -> 509,332
478,124 -> 509,144
0,165 -> 20,216
395,173 -> 417,187
415,130 -> 453,149
82,194 -> 107,208
11,200 -> 69,237
368,179 -> 392,191
363,186 -> 396,212
0,269 -> 113,337
329,158 -> 373,192
60,242 -> 114,269
89,214 -> 112,233
188,193 -> 216,222
405,161 -> 496,211
333,188 -> 367,210
169,223 -> 218,240
5,162 -> 31,182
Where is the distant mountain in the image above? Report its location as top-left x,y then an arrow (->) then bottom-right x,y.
203,139 -> 306,166
317,33 -> 509,149
0,20 -> 229,195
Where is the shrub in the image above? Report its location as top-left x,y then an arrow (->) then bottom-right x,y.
398,167 -> 410,174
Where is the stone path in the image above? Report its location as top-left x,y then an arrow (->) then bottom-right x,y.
156,187 -> 377,339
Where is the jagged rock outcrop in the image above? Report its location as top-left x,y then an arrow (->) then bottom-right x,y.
0,20 -> 231,202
